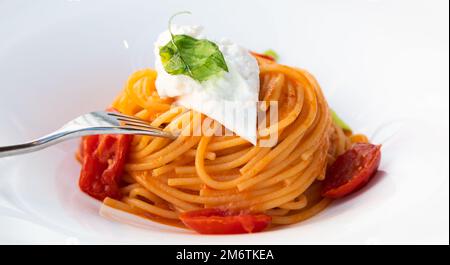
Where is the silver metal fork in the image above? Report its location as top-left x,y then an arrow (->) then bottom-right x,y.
0,111 -> 176,158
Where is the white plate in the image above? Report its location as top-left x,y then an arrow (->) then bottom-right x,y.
0,0 -> 448,244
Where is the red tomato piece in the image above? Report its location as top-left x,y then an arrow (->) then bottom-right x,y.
78,134 -> 132,201
322,143 -> 382,199
250,51 -> 276,62
179,208 -> 272,234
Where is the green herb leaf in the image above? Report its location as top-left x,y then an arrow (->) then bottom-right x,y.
263,49 -> 279,61
159,12 -> 228,82
160,34 -> 228,81
330,109 -> 352,131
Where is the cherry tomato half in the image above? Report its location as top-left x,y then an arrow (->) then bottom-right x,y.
78,134 -> 132,201
322,143 -> 381,199
250,51 -> 276,62
179,208 -> 272,234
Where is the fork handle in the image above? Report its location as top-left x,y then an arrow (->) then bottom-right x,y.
0,127 -> 174,158
0,130 -> 75,158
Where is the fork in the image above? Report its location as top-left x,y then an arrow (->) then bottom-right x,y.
0,111 -> 176,158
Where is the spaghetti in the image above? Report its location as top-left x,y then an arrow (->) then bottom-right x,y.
90,55 -> 368,230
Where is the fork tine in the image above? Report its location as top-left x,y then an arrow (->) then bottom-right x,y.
106,112 -> 166,129
106,112 -> 150,124
100,111 -> 175,138
116,126 -> 176,139
116,118 -> 155,127
120,120 -> 159,129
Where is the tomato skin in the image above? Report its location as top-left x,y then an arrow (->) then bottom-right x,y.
179,208 -> 272,234
250,51 -> 276,62
78,134 -> 132,201
322,143 -> 381,199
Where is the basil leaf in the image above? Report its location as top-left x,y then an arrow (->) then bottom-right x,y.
263,49 -> 279,61
159,34 -> 228,82
330,109 -> 352,131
